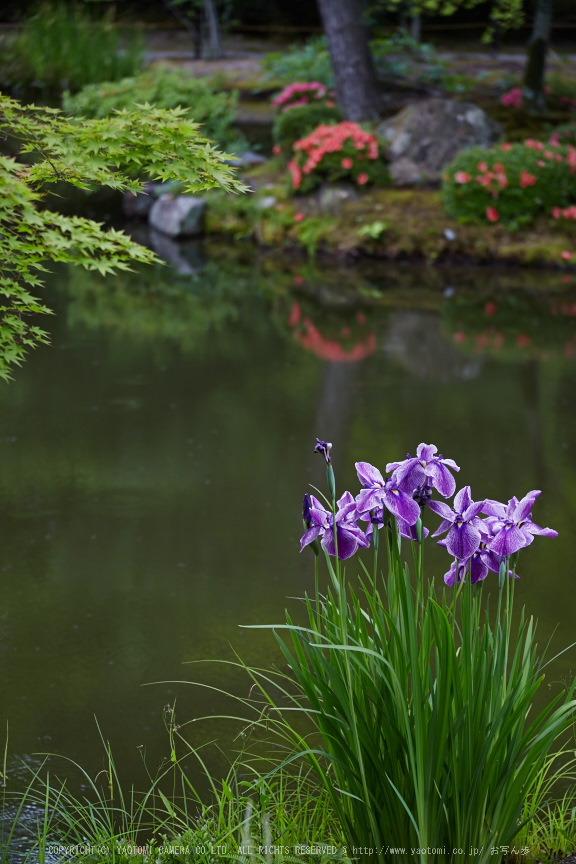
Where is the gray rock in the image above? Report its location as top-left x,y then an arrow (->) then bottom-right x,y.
122,182 -> 172,218
148,195 -> 206,238
256,195 -> 277,210
376,98 -> 502,185
224,150 -> 268,168
318,183 -> 359,216
389,157 -> 422,186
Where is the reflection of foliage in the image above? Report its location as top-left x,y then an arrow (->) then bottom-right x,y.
63,255 -> 298,358
442,293 -> 576,361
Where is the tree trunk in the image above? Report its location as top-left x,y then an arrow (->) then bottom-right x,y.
410,12 -> 421,43
316,0 -> 381,122
162,0 -> 203,59
523,0 -> 552,112
204,0 -> 222,59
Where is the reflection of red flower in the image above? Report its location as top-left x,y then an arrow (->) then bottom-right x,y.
288,301 -> 301,326
290,315 -> 376,361
484,301 -> 497,317
517,333 -> 532,347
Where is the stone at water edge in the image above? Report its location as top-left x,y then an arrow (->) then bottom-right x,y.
122,182 -> 173,218
148,195 -> 207,238
318,183 -> 359,216
376,98 -> 502,185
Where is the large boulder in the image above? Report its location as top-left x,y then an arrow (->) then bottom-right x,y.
376,98 -> 502,185
148,195 -> 206,238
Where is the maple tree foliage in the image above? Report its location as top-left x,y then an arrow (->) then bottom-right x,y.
0,94 -> 246,379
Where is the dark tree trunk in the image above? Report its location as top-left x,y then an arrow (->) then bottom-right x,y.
523,0 -> 553,112
316,0 -> 381,122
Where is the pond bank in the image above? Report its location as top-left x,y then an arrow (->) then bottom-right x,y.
205,166 -> 576,273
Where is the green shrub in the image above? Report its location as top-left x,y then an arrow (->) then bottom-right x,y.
262,36 -> 334,88
63,67 -> 245,152
371,29 -> 447,85
442,140 -> 576,229
11,1 -> 143,93
273,102 -> 342,154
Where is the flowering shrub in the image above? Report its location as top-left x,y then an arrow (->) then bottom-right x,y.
271,81 -> 335,112
501,86 -> 523,107
442,140 -> 576,228
500,83 -> 576,113
272,102 -> 342,155
288,122 -> 388,194
256,438 -> 576,864
549,122 -> 576,148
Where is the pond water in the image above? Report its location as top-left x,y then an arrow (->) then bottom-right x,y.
1,243 -> 576,805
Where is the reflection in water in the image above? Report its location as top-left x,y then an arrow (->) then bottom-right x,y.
384,310 -> 483,380
0,251 -> 576,801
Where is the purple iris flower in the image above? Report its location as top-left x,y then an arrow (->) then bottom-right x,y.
355,461 -> 425,526
302,493 -> 313,528
359,506 -> 429,542
300,491 -> 370,560
314,438 -> 332,464
428,485 -> 485,560
440,534 -> 510,586
387,443 -> 460,499
481,490 -> 558,556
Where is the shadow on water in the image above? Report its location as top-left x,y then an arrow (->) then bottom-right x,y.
1,234 -> 576,836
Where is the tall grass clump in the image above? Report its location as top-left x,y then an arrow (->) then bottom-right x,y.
0,714 -> 350,864
14,2 -> 143,93
246,439 -> 576,864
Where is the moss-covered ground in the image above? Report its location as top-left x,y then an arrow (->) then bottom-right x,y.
205,163 -> 576,271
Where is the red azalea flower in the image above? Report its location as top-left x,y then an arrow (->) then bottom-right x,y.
520,171 -> 537,188
486,207 -> 499,223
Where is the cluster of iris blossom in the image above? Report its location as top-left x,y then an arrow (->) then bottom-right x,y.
301,440 -> 557,585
